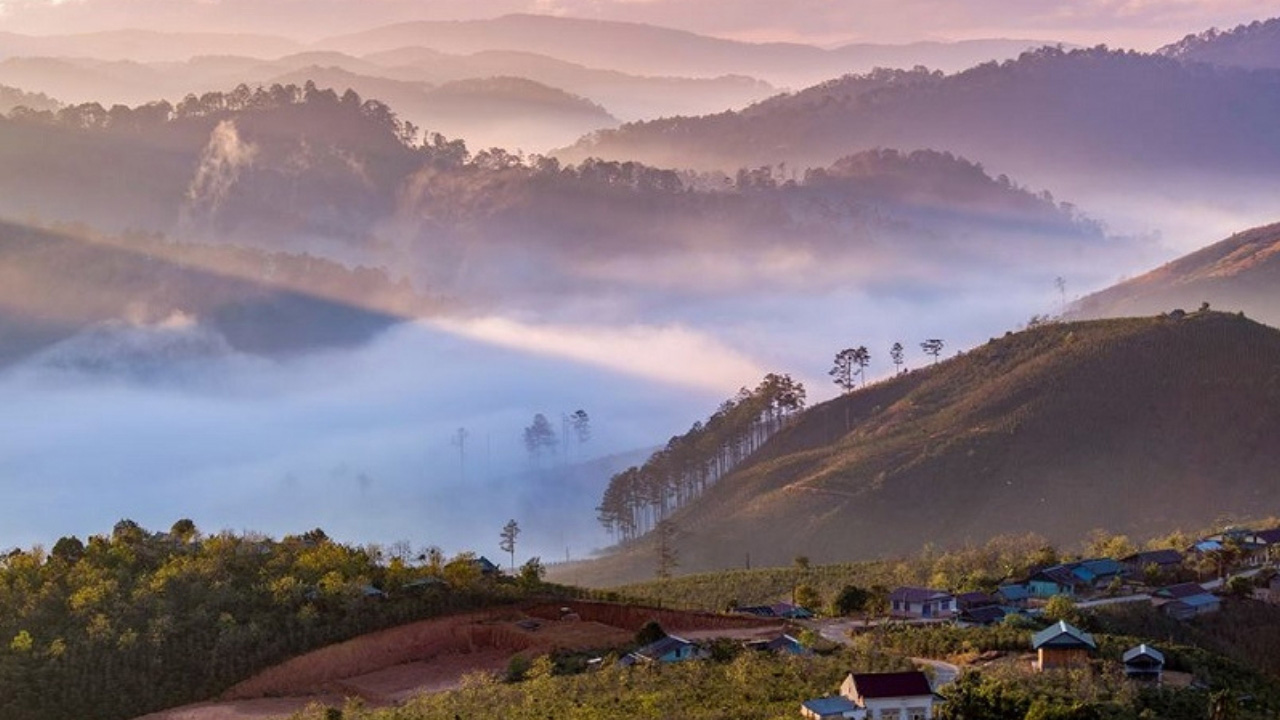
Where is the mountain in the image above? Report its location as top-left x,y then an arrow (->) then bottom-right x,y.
317,14 -> 1050,88
1160,17 -> 1280,70
557,46 -> 1280,240
0,84 -> 1151,312
361,47 -> 777,122
576,312 -> 1280,585
1072,221 -> 1280,327
0,220 -> 431,367
265,68 -> 617,151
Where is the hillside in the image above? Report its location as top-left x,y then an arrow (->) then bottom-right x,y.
1160,17 -> 1280,70
1073,221 -> 1280,327
0,220 -> 430,366
577,313 -> 1280,584
0,87 -> 1148,312
557,47 -> 1280,204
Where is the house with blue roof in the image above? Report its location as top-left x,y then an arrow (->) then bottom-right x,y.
1153,583 -> 1220,620
1123,644 -> 1165,683
619,635 -> 705,665
800,696 -> 862,720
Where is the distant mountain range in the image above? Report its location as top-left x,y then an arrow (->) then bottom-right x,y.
315,14 -> 1051,88
559,46 -> 1280,186
576,312 -> 1280,584
1160,17 -> 1280,70
1073,221 -> 1280,327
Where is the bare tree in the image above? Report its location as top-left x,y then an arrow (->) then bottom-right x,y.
655,519 -> 678,580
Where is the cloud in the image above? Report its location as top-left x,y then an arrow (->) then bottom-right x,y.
429,316 -> 766,393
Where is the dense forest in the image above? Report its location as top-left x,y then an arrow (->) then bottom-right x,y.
0,520 -> 548,720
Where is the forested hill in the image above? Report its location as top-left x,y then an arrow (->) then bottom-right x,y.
0,520 -> 547,720
0,88 -> 1147,306
1072,221 -> 1280,327
1160,17 -> 1280,70
576,312 -> 1280,585
557,46 -> 1280,182
0,220 -> 430,367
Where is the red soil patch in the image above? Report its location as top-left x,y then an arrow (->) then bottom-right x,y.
135,601 -> 777,720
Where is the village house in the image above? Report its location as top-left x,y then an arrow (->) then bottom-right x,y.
1028,565 -> 1086,598
1123,644 -> 1165,683
619,635 -> 705,665
746,633 -> 809,655
957,604 -> 1008,627
888,587 -> 956,619
1120,549 -> 1184,580
996,584 -> 1031,608
1031,620 -> 1096,671
1153,582 -> 1221,620
839,671 -> 937,720
1257,528 -> 1280,563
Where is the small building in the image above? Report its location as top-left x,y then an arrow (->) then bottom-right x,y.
955,591 -> 997,611
1153,583 -> 1221,619
621,635 -> 704,665
772,602 -> 816,619
1075,558 -> 1125,589
1254,574 -> 1280,604
747,633 -> 808,655
889,587 -> 956,619
1257,528 -> 1280,563
801,696 -> 862,720
839,671 -> 937,720
1028,566 -> 1086,598
958,605 -> 1008,627
1121,549 -> 1184,579
1031,620 -> 1096,671
472,556 -> 502,576
1123,644 -> 1165,683
996,584 -> 1031,608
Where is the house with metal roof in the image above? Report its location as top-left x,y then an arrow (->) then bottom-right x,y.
1152,582 -> 1220,620
1031,620 -> 1096,671
839,671 -> 937,720
800,696 -> 863,720
1123,644 -> 1165,683
620,635 -> 705,665
1028,565 -> 1086,598
958,605 -> 1009,627
996,584 -> 1031,607
888,587 -> 955,619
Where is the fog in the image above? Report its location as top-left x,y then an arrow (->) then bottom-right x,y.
0,234 -> 1108,559
0,318 -> 729,559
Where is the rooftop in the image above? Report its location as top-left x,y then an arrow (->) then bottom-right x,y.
849,671 -> 934,699
1123,644 -> 1166,665
802,697 -> 859,715
889,587 -> 952,603
1031,620 -> 1097,650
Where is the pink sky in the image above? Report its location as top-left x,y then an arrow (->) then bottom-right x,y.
0,0 -> 1278,48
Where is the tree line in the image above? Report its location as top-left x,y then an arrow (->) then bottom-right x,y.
596,373 -> 805,543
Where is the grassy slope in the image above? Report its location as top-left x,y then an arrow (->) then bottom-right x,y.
1074,221 -> 1280,327
572,312 -> 1280,585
